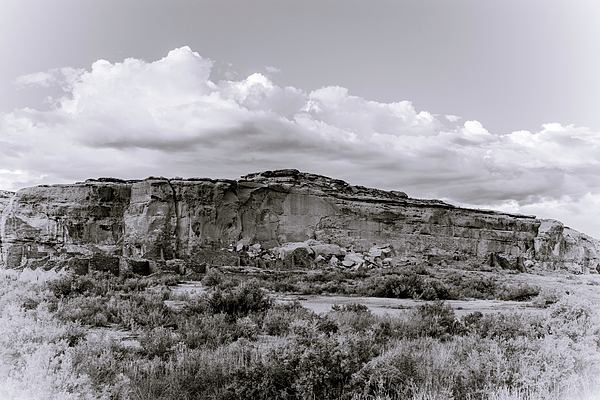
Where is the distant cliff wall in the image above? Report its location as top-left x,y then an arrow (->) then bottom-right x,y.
1,170 -> 598,274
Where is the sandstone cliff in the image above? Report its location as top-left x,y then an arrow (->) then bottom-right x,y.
1,170 -> 598,274
0,190 -> 13,210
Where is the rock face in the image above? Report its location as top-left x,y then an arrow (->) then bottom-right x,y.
0,190 -> 13,211
1,169 -> 599,274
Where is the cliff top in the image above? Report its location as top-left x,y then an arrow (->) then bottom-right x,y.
7,169 -> 537,220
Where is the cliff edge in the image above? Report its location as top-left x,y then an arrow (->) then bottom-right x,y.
1,170 -> 598,274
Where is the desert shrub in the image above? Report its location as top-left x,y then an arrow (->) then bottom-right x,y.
532,287 -> 563,308
231,331 -> 378,399
462,311 -> 548,340
205,279 -> 272,320
329,303 -> 375,333
410,263 -> 429,275
442,273 -> 539,301
124,341 -> 266,399
316,315 -> 340,335
319,279 -> 346,294
511,334 -> 600,398
55,295 -> 112,326
420,279 -> 455,300
66,334 -> 132,395
45,271 -> 119,299
456,275 -> 498,299
350,335 -> 532,400
548,296 -> 600,342
267,278 -> 298,293
139,327 -> 178,359
411,301 -> 463,340
358,273 -> 425,299
331,302 -> 370,313
45,270 -> 178,301
496,283 -> 540,301
202,267 -> 225,287
357,302 -> 463,343
177,313 -> 252,348
107,292 -> 176,329
45,273 -> 87,298
262,301 -> 315,336
0,278 -> 54,312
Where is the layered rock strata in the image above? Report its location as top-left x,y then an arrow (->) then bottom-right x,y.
1,169 -> 598,274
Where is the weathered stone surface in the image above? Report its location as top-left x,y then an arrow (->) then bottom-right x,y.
0,190 -> 14,212
343,252 -> 365,268
534,219 -> 600,273
1,169 -> 599,274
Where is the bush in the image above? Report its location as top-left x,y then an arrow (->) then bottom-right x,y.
262,301 -> 314,336
421,280 -> 455,300
177,313 -> 253,349
202,268 -> 225,287
206,279 -> 273,320
349,335 -> 530,400
462,311 -> 548,340
532,287 -> 563,308
548,296 -> 600,342
139,327 -> 178,359
358,273 -> 425,299
411,301 -> 463,340
497,283 -> 540,301
329,303 -> 374,333
107,292 -> 176,329
55,295 -> 111,326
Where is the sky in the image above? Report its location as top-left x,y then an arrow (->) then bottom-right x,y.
1,1 -> 600,237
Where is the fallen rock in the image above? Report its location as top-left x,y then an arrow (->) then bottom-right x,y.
310,243 -> 345,257
342,252 -> 365,268
277,242 -> 314,259
330,255 -> 340,267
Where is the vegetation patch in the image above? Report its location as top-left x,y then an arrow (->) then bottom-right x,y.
0,267 -> 598,399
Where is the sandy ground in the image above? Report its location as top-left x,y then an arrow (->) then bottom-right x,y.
272,294 -> 540,317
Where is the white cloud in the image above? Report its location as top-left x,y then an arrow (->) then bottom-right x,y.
2,46 -> 600,237
265,66 -> 281,74
14,67 -> 85,91
14,71 -> 56,87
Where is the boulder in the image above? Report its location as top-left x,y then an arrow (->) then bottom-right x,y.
277,242 -> 314,259
310,243 -> 345,257
330,255 -> 340,267
342,252 -> 365,268
282,247 -> 314,269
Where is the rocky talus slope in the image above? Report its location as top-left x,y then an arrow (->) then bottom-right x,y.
1,170 -> 599,275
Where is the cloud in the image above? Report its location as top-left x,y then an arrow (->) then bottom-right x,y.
14,67 -> 85,91
2,46 -> 600,237
265,66 -> 281,74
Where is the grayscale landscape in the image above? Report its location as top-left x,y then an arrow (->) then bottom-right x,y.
1,1 -> 600,399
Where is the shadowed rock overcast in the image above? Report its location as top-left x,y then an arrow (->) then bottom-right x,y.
1,1 -> 600,237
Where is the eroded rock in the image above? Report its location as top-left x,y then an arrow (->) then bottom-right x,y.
1,169 -> 598,274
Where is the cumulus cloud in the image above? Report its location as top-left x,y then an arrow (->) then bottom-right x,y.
2,46 -> 600,237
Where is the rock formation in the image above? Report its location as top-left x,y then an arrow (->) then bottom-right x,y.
1,169 -> 598,274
